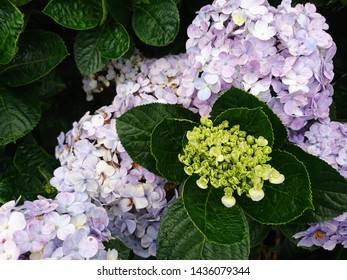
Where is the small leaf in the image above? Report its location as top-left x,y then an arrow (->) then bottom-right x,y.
106,0 -> 131,26
0,174 -> 46,203
43,0 -> 102,30
151,118 -> 198,183
74,29 -> 108,76
283,144 -> 347,223
182,175 -> 248,245
0,0 -> 24,64
0,87 -> 41,145
97,23 -> 130,59
214,107 -> 274,147
211,87 -> 288,149
132,0 -> 180,46
13,144 -> 58,180
0,30 -> 68,87
117,103 -> 199,174
238,150 -> 313,225
157,198 -> 250,260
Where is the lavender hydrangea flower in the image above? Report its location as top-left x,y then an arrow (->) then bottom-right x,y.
292,122 -> 347,250
49,103 -> 177,257
182,0 -> 336,136
0,196 -> 115,260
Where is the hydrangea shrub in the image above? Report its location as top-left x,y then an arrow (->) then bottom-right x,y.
1,0 -> 347,260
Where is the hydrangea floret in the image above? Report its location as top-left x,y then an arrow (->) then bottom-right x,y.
179,117 -> 284,207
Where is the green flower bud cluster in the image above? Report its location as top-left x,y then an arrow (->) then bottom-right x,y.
179,117 -> 285,208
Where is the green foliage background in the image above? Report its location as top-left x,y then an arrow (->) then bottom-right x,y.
0,0 -> 346,259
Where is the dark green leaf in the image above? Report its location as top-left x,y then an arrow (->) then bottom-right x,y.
10,0 -> 32,6
247,217 -> 271,248
116,103 -> 199,174
0,87 -> 41,145
182,175 -> 247,245
151,118 -> 198,183
211,87 -> 288,149
13,144 -> 58,180
74,29 -> 108,76
157,198 -> 250,260
283,144 -> 347,223
332,75 -> 347,121
19,70 -> 66,98
238,150 -> 313,225
214,107 -> 274,147
43,0 -> 102,30
106,0 -> 131,26
100,0 -> 108,26
104,238 -> 131,260
0,174 -> 46,203
97,23 -> 130,59
0,0 -> 24,64
0,30 -> 68,87
132,0 -> 180,46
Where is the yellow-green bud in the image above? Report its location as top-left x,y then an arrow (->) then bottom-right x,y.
178,117 -> 285,208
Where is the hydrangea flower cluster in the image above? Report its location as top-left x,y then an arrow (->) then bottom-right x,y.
179,117 -> 284,207
77,0 -> 343,255
292,121 -> 347,250
297,121 -> 347,178
182,0 -> 336,135
0,196 -> 118,260
50,105 -> 175,258
293,212 -> 347,251
82,51 -> 196,118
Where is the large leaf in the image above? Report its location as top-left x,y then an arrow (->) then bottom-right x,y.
0,174 -> 46,203
0,30 -> 68,87
74,29 -> 108,76
106,0 -> 131,26
284,144 -> 347,223
211,87 -> 288,149
19,70 -> 66,98
151,118 -> 198,183
332,75 -> 347,121
97,23 -> 130,59
116,103 -> 199,174
132,0 -> 180,46
0,0 -> 24,64
13,144 -> 58,180
238,150 -> 313,225
182,175 -> 247,245
157,198 -> 250,260
0,87 -> 41,145
213,107 -> 274,147
247,217 -> 271,248
43,0 -> 102,30
9,0 -> 32,6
